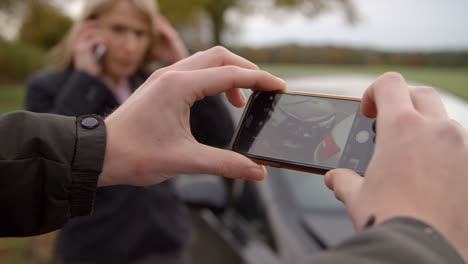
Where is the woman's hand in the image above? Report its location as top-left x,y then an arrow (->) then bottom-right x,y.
151,15 -> 189,65
72,21 -> 105,76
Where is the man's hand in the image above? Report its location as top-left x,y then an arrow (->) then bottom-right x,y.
98,47 -> 285,187
325,72 -> 467,260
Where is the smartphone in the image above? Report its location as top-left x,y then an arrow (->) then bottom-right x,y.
231,91 -> 376,175
94,44 -> 107,62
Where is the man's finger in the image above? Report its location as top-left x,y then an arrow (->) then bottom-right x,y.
149,46 -> 260,80
173,66 -> 286,104
409,86 -> 448,119
325,168 -> 363,206
225,88 -> 246,108
188,144 -> 267,181
361,72 -> 414,119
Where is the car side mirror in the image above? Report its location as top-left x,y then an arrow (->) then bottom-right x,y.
175,174 -> 227,212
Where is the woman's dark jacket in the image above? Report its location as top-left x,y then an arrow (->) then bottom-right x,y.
25,67 -> 235,263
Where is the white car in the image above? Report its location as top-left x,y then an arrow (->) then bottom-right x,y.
177,75 -> 468,264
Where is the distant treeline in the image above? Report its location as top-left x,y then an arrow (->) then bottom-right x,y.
229,44 -> 468,67
1,40 -> 468,83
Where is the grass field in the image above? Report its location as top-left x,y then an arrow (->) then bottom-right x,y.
0,83 -> 25,114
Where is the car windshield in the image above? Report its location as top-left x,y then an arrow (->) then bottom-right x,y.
280,169 -> 346,211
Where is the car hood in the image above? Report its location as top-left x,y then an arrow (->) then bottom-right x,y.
285,74 -> 468,128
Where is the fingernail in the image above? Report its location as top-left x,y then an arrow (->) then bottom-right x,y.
276,77 -> 287,90
277,77 -> 286,84
246,167 -> 265,181
324,170 -> 335,190
325,170 -> 334,178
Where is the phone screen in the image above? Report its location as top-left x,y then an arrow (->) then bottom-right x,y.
232,91 -> 375,175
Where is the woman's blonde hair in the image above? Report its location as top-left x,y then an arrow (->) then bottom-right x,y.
49,0 -> 159,69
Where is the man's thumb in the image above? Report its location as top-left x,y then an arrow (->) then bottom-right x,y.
325,168 -> 363,206
190,144 -> 266,181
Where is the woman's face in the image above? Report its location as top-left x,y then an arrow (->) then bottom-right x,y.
98,0 -> 152,82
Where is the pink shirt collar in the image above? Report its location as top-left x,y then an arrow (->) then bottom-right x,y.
104,78 -> 132,104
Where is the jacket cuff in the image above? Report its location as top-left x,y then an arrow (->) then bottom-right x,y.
69,115 -> 106,216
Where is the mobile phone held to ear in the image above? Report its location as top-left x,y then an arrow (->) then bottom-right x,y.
231,91 -> 376,175
94,43 -> 107,62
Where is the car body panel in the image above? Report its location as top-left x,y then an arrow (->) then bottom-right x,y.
180,74 -> 468,264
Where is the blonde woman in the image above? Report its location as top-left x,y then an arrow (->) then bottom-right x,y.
25,0 -> 234,263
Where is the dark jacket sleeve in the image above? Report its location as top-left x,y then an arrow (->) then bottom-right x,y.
0,111 -> 106,237
309,218 -> 465,264
25,70 -> 112,116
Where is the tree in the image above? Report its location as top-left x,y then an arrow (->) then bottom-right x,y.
1,0 -> 357,47
0,0 -> 20,11
158,0 -> 357,46
0,0 -> 74,42
18,1 -> 72,51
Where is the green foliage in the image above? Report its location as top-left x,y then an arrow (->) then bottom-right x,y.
18,1 -> 72,51
158,0 -> 213,24
0,37 -> 45,83
0,83 -> 25,114
0,0 -> 22,12
0,1 -> 69,85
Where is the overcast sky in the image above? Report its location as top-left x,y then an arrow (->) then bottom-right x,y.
67,0 -> 468,51
227,0 -> 468,51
